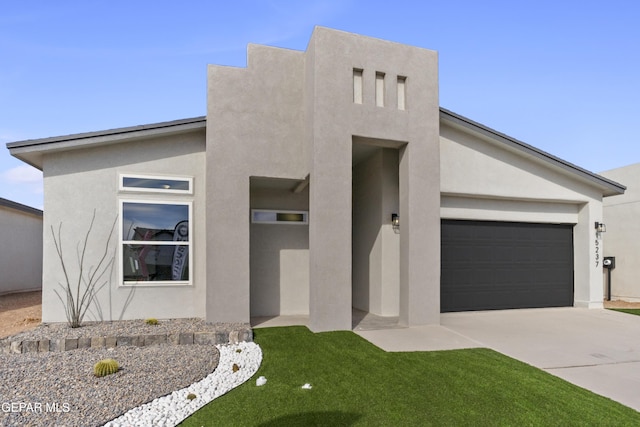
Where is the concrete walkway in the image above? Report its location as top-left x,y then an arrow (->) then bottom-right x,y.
357,307 -> 640,412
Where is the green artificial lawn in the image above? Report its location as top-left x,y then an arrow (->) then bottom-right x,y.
610,308 -> 640,316
181,326 -> 640,426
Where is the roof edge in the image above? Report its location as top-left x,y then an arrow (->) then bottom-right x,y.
0,197 -> 42,217
6,110 -> 626,198
439,108 -> 626,196
6,116 -> 206,150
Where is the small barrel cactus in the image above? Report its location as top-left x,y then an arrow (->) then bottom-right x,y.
94,358 -> 119,377
187,393 -> 197,401
145,318 -> 159,325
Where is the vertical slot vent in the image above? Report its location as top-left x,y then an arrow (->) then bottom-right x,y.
375,72 -> 385,107
353,69 -> 363,104
397,76 -> 406,110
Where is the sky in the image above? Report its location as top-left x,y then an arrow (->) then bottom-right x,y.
1,0 -> 640,209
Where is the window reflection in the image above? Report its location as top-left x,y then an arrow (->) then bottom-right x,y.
123,177 -> 190,191
122,202 -> 190,283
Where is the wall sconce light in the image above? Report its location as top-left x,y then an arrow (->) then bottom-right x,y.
595,222 -> 606,233
391,213 -> 399,230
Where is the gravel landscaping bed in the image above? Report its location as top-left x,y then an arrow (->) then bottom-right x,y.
0,344 -> 219,427
0,319 -> 253,427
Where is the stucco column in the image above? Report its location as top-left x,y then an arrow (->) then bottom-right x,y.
398,140 -> 441,326
574,201 -> 605,308
308,134 -> 353,332
205,165 -> 251,324
305,26 -> 440,330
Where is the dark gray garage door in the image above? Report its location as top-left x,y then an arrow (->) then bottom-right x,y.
441,220 -> 574,312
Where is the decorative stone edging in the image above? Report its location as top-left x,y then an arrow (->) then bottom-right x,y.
0,327 -> 253,355
103,341 -> 262,427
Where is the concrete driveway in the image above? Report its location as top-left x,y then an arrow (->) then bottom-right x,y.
357,307 -> 640,412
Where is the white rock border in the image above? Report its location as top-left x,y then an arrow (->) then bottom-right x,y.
103,341 -> 262,427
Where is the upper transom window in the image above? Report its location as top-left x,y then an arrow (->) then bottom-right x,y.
120,174 -> 193,194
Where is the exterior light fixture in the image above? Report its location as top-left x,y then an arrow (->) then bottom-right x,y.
595,222 -> 606,233
391,213 -> 399,230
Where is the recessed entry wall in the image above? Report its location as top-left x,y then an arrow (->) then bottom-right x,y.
249,178 -> 309,317
352,146 -> 400,316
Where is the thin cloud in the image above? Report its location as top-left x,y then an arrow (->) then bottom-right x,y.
2,164 -> 42,184
253,1 -> 352,47
0,165 -> 43,209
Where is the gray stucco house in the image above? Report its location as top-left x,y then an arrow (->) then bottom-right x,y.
7,27 -> 625,331
0,197 -> 43,295
600,163 -> 640,301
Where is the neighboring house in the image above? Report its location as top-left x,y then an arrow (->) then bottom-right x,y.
6,27 -> 625,331
600,163 -> 640,301
0,197 -> 43,295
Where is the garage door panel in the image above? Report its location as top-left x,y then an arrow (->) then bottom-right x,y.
441,220 -> 574,312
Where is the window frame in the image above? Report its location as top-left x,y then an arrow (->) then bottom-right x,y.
119,173 -> 193,195
119,199 -> 193,287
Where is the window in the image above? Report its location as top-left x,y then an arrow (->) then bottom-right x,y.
251,209 -> 308,224
120,174 -> 192,194
120,201 -> 191,285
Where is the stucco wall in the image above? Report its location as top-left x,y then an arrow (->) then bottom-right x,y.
206,44 -> 307,325
440,122 -> 606,308
0,206 -> 42,295
352,148 -> 399,316
207,27 -> 440,331
600,164 -> 640,300
42,130 -> 206,322
306,28 -> 440,330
